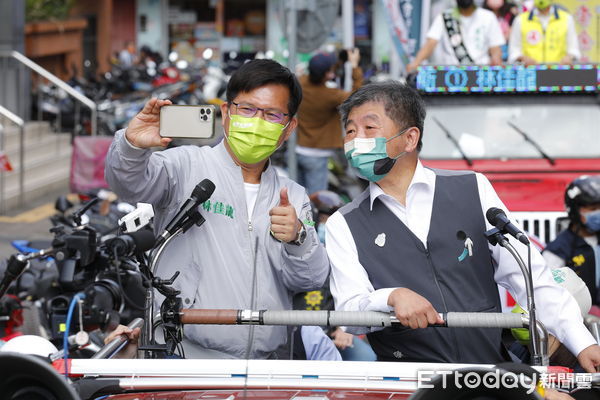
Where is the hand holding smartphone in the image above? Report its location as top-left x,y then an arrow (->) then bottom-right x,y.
126,98 -> 173,148
159,105 -> 216,139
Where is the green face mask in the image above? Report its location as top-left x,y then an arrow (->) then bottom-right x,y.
344,129 -> 408,182
226,114 -> 286,164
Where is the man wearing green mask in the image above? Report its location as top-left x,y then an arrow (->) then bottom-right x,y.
104,59 -> 329,359
508,0 -> 580,65
326,81 -> 600,372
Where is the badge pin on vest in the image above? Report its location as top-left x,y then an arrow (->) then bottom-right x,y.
375,233 -> 386,247
456,230 -> 474,261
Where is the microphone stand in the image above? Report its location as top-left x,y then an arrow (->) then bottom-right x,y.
485,227 -> 548,366
141,211 -> 205,358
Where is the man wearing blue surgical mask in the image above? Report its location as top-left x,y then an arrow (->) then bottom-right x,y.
326,81 -> 600,372
544,176 -> 600,307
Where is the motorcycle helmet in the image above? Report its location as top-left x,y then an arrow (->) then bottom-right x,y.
1,335 -> 58,358
564,175 -> 600,228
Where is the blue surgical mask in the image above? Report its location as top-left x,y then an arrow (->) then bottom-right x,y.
316,223 -> 326,243
583,210 -> 600,232
344,129 -> 408,182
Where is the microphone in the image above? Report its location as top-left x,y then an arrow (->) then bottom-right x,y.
155,179 -> 215,247
106,229 -> 157,257
0,254 -> 29,298
486,207 -> 530,245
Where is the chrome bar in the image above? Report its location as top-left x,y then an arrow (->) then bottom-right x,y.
37,83 -> 42,121
141,226 -> 185,352
0,105 -> 25,213
0,104 -> 25,126
19,125 -> 24,205
0,123 -> 5,214
2,57 -> 7,109
75,101 -> 80,136
0,50 -> 97,135
57,100 -> 61,134
92,318 -> 144,359
523,315 -> 549,366
7,51 -> 95,109
17,64 -> 25,205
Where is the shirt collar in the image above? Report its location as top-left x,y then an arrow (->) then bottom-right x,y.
368,160 -> 434,210
530,5 -> 559,20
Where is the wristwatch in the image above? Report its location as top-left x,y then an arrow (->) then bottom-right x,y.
290,220 -> 307,246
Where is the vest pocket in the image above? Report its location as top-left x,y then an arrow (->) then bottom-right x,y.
369,326 -> 454,362
474,304 -> 499,313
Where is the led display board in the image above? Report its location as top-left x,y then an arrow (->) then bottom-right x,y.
415,64 -> 599,94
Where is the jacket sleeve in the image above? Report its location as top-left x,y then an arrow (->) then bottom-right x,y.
476,173 -> 596,357
104,129 -> 184,210
351,67 -> 364,91
280,191 -> 330,292
333,67 -> 364,104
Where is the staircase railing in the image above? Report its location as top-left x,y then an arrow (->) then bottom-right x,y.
0,105 -> 24,214
0,50 -> 97,136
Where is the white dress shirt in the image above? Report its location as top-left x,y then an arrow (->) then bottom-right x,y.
427,8 -> 506,65
326,161 -> 596,357
508,7 -> 580,63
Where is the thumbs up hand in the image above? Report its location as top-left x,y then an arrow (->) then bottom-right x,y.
269,187 -> 301,243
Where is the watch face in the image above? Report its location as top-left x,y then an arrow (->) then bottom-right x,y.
294,223 -> 307,245
299,227 -> 307,242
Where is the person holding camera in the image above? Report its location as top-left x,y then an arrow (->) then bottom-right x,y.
296,49 -> 363,196
104,59 -> 329,359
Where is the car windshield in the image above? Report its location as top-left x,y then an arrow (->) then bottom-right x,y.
421,103 -> 600,160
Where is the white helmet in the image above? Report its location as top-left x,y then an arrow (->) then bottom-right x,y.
552,267 -> 592,318
1,335 -> 58,358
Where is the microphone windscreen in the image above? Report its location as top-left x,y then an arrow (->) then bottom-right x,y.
130,229 -> 156,253
485,207 -> 504,226
192,179 -> 216,203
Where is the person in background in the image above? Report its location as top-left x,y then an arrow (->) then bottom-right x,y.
544,176 -> 600,307
406,0 -> 504,72
484,0 -> 519,60
508,0 -> 580,65
510,266 -> 592,369
118,41 -> 137,68
139,45 -> 163,68
296,49 -> 363,196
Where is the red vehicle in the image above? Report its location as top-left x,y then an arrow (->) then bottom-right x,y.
0,334 -> 579,400
3,64 -> 600,400
416,64 -> 600,244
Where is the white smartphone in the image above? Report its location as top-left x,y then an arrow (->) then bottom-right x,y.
159,105 -> 216,139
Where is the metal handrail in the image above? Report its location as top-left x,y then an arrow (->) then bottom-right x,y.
0,50 -> 97,135
0,106 -> 25,214
0,104 -> 24,127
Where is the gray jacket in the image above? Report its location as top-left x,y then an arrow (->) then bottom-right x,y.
105,130 -> 330,358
